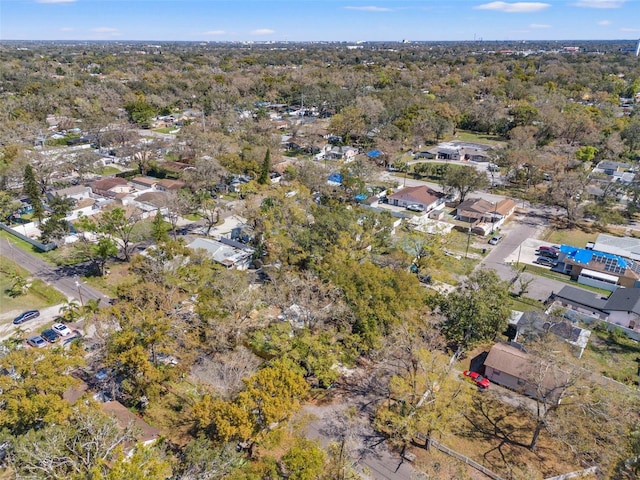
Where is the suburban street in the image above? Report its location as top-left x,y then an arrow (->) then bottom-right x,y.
0,238 -> 111,336
479,204 -> 570,301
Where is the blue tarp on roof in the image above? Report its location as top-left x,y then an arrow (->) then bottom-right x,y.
328,173 -> 343,184
560,244 -> 630,268
366,150 -> 382,158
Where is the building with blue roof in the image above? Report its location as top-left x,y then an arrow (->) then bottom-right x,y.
558,244 -> 640,291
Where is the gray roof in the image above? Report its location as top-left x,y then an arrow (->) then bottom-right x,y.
553,285 -> 608,311
593,233 -> 640,261
604,288 -> 640,315
515,311 -> 591,350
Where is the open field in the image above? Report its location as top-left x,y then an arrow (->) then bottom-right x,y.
542,227 -> 597,249
582,326 -> 640,386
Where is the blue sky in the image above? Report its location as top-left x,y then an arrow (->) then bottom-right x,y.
1,0 -> 639,42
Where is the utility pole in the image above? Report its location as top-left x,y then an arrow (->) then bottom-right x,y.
75,277 -> 84,306
465,225 -> 472,259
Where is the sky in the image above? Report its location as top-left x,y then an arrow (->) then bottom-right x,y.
1,0 -> 639,42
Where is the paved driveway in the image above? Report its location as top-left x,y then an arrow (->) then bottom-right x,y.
479,205 -> 570,301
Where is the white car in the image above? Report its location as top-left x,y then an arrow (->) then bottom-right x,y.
406,204 -> 425,212
52,323 -> 73,337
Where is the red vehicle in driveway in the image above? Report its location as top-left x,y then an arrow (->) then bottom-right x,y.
463,370 -> 490,389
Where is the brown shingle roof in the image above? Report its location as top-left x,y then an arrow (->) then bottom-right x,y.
101,401 -> 160,445
91,177 -> 128,191
388,186 -> 443,206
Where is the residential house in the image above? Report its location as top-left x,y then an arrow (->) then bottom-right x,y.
48,185 -> 92,203
547,285 -> 609,320
556,245 -> 640,290
156,179 -> 186,191
548,285 -> 640,332
426,141 -> 492,162
602,287 -> 640,330
101,401 -> 160,447
483,342 -> 569,404
508,310 -> 591,358
325,146 -> 357,162
90,177 -> 131,199
592,233 -> 640,262
388,186 -> 445,212
455,198 -> 517,229
187,237 -> 254,270
594,160 -> 631,176
130,176 -> 159,190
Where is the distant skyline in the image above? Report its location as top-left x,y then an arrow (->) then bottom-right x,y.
1,0 -> 640,43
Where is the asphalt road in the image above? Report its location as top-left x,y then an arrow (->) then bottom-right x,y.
479,204 -> 571,301
1,238 -> 111,306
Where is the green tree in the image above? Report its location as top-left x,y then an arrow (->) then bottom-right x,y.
98,444 -> 172,480
150,209 -> 169,243
440,165 -> 488,204
575,145 -> 598,163
124,95 -> 156,127
281,438 -> 326,480
258,148 -> 271,185
621,119 -> 640,153
438,269 -> 511,353
22,164 -> 44,221
0,347 -> 84,434
39,194 -> 75,244
374,346 -> 469,450
0,191 -> 20,223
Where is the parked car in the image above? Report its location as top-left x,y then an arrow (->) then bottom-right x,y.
52,323 -> 73,337
463,370 -> 490,389
27,336 -> 47,348
537,245 -> 559,256
13,310 -> 40,325
406,204 -> 425,212
41,329 -> 59,343
488,235 -> 503,245
536,256 -> 558,267
487,163 -> 500,172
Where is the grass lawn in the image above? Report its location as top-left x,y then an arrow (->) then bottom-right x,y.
83,261 -> 131,298
581,327 -> 640,386
0,256 -> 67,315
429,393 -> 588,480
507,295 -> 545,312
542,227 -> 597,249
445,130 -> 506,146
98,166 -> 121,176
153,127 -> 174,134
0,229 -> 50,257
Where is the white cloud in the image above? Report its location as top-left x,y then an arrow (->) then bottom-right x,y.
251,29 -> 275,36
474,2 -> 550,12
344,6 -> 392,12
530,23 -> 550,28
203,30 -> 226,36
620,27 -> 640,32
572,0 -> 625,8
60,27 -> 74,32
91,27 -> 120,37
36,0 -> 76,3
598,20 -> 612,25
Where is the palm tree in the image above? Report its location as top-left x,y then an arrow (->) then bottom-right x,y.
58,299 -> 81,323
